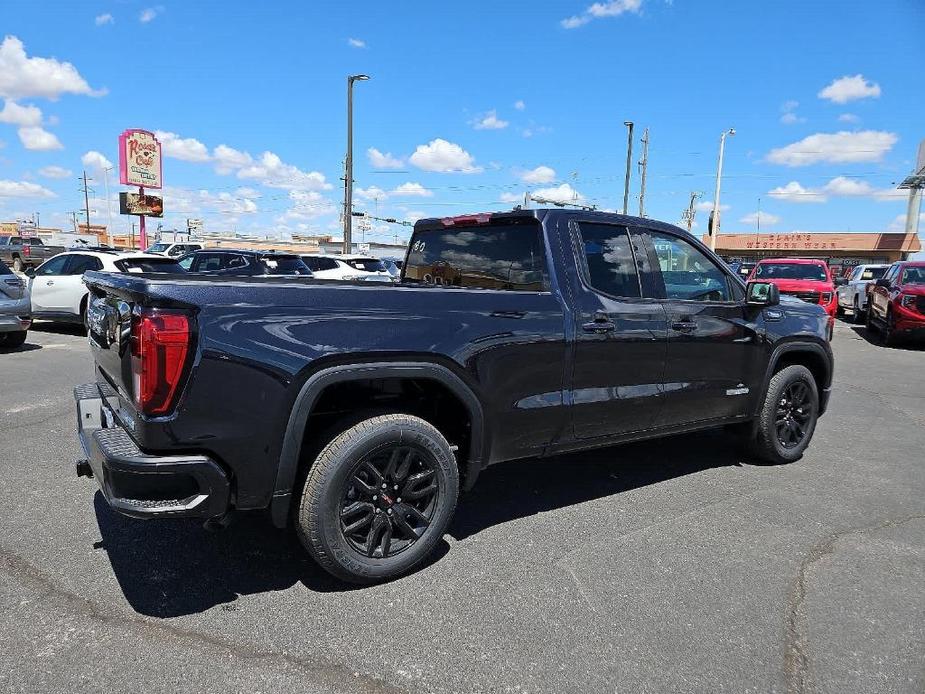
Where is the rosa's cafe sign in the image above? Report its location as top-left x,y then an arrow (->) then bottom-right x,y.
118,129 -> 163,250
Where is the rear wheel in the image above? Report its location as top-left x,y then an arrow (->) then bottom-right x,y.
296,413 -> 459,584
883,309 -> 899,347
746,365 -> 819,464
852,297 -> 864,324
0,331 -> 27,348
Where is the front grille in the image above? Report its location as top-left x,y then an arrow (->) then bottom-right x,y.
782,290 -> 820,304
916,296 -> 925,315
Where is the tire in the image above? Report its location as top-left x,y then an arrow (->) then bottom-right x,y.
12,257 -> 23,273
835,303 -> 844,319
852,297 -> 864,324
747,364 -> 819,465
0,331 -> 27,348
866,303 -> 877,333
883,309 -> 898,347
296,413 -> 459,584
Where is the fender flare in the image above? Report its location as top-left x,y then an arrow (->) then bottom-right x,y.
755,339 -> 833,417
269,361 -> 486,527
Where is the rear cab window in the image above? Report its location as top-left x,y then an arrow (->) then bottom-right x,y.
404,216 -> 548,291
260,256 -> 312,275
115,258 -> 187,273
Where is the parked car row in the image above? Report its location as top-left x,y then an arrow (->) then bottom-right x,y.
727,256 -> 925,347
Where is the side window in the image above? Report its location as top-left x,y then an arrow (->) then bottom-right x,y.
178,255 -> 194,270
193,253 -> 224,272
883,264 -> 899,285
404,222 -> 548,291
648,230 -> 731,302
167,245 -> 182,256
575,222 -> 640,298
64,254 -> 104,275
35,255 -> 69,276
226,255 -> 249,269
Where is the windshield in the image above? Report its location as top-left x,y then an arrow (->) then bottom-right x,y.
754,263 -> 828,281
901,266 -> 925,285
860,267 -> 887,281
0,237 -> 9,246
147,243 -> 171,253
115,258 -> 186,273
260,257 -> 312,275
343,258 -> 386,273
0,260 -> 12,275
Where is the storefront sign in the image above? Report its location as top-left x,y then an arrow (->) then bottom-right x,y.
744,233 -> 839,251
119,192 -> 163,217
118,129 -> 162,189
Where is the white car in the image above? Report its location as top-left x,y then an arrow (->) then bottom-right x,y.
27,250 -> 183,326
835,263 -> 889,323
300,254 -> 395,282
146,241 -> 204,258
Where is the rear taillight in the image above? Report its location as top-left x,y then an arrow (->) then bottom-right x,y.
131,309 -> 192,416
23,246 -> 31,257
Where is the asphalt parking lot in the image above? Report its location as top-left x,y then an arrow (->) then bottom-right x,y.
0,319 -> 922,694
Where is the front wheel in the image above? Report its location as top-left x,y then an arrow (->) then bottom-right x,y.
296,413 -> 459,584
747,365 -> 819,464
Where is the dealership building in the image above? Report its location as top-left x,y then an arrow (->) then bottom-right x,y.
706,231 -> 922,276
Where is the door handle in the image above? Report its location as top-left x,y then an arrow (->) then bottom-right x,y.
671,320 -> 697,332
46,280 -> 54,286
582,318 -> 615,334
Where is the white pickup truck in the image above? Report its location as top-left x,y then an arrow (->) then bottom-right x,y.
836,263 -> 889,322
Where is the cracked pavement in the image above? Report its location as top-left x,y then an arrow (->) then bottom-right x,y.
0,319 -> 922,693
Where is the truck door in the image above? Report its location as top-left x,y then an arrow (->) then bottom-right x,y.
640,228 -> 759,426
567,220 -> 668,439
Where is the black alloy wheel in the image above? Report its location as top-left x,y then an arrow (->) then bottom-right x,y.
775,381 -> 814,449
340,443 -> 439,559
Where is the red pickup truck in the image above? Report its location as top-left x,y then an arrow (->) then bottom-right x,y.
867,260 -> 925,345
747,259 -> 837,338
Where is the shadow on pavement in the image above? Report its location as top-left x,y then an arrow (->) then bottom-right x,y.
31,321 -> 85,336
849,325 -> 925,351
0,342 -> 41,353
95,430 -> 741,617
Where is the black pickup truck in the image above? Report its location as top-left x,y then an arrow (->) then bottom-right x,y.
75,209 -> 833,583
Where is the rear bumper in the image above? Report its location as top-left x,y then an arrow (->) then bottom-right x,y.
0,313 -> 31,332
74,383 -> 230,520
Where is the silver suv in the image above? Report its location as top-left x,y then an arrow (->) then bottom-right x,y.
0,260 -> 31,349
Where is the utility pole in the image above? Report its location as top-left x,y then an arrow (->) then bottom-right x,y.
103,166 -> 115,247
638,127 -> 649,217
682,192 -> 701,233
622,121 -> 634,215
710,128 -> 735,252
80,170 -> 93,236
343,73 -> 370,254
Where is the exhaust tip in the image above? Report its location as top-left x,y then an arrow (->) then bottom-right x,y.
76,460 -> 93,478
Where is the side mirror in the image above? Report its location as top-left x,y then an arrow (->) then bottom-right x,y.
24,267 -> 35,278
833,277 -> 848,287
746,281 -> 779,307
875,278 -> 891,288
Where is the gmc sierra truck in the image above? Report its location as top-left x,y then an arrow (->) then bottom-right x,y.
0,236 -> 66,272
75,209 -> 833,583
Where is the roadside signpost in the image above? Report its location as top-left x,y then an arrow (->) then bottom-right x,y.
118,129 -> 162,250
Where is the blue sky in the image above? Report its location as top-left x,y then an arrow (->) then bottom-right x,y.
0,0 -> 923,247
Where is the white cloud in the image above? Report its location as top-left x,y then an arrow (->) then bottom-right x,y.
561,0 -> 643,29
499,192 -> 521,203
472,110 -> 509,130
888,212 -> 925,232
739,211 -> 780,227
820,176 -> 873,197
278,190 -> 337,222
237,150 -> 332,191
81,150 -> 113,170
355,185 -> 388,200
818,74 -> 881,104
520,165 -> 556,184
838,113 -> 860,124
779,100 -> 805,125
695,200 -> 730,212
409,138 -> 482,173
768,181 -> 827,203
18,126 -> 62,150
766,130 -> 897,166
347,38 -> 366,48
0,179 -> 56,198
514,100 -> 525,111
213,144 -> 253,174
139,6 -> 163,23
154,130 -> 210,162
0,99 -> 42,126
234,186 -> 262,199
37,165 -> 71,179
95,13 -> 114,26
532,183 -> 584,204
390,182 -> 433,197
367,147 -> 403,169
0,35 -> 104,100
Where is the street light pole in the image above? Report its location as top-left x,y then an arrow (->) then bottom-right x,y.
103,166 -> 115,247
622,121 -> 634,215
344,74 -> 369,254
710,128 -> 735,252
